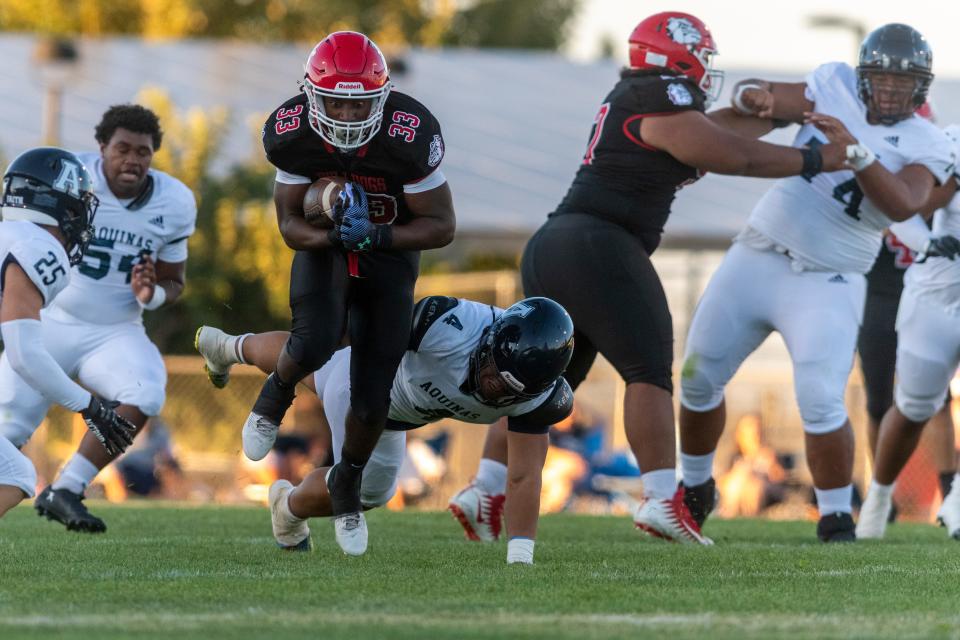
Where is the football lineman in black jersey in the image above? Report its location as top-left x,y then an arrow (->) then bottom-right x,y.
450,11 -> 850,546
242,31 -> 455,555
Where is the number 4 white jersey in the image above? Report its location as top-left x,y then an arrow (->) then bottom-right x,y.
746,62 -> 956,274
388,297 -> 561,429
46,153 -> 197,325
0,220 -> 71,307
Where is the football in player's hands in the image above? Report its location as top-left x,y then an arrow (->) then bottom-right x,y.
302,176 -> 347,228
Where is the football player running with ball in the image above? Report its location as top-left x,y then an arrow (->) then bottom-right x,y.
0,148 -> 136,517
679,24 -> 956,542
450,11 -> 851,546
0,106 -> 197,532
198,297 -> 573,563
245,31 -> 455,553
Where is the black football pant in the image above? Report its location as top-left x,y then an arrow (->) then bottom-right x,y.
521,213 -> 674,393
284,247 -> 419,460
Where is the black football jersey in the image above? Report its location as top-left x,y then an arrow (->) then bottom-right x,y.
553,71 -> 706,240
262,90 -> 445,226
865,231 -> 917,296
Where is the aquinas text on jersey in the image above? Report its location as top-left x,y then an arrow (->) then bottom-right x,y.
417,381 -> 482,421
94,227 -> 156,252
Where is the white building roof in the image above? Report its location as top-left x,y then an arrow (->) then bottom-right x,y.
2,35 -> 959,245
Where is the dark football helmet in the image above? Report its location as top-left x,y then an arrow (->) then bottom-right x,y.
2,147 -> 98,265
470,297 -> 574,405
857,23 -> 933,125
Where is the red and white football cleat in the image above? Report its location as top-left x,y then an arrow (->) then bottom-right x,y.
634,486 -> 713,545
448,483 -> 505,542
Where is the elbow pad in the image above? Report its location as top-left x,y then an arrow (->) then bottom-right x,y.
0,319 -> 90,412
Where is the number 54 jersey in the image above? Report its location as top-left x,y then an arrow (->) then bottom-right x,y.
46,153 -> 197,325
746,62 -> 956,274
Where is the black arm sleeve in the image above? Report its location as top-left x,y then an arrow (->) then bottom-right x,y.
408,296 -> 460,351
507,378 -> 574,435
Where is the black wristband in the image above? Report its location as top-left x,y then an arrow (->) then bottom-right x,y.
327,227 -> 343,249
771,118 -> 792,129
373,224 -> 393,251
800,147 -> 823,181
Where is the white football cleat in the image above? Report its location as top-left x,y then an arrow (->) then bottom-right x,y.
856,484 -> 893,540
333,512 -> 368,556
937,484 -> 960,540
242,412 -> 279,461
633,486 -> 713,545
269,480 -> 311,551
448,482 -> 505,542
195,326 -> 237,389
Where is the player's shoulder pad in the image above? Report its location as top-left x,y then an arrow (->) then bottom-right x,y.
409,295 -> 460,351
805,61 -> 855,101
7,234 -> 71,306
507,377 -> 574,434
382,91 -> 445,171
262,94 -> 311,162
618,72 -> 705,115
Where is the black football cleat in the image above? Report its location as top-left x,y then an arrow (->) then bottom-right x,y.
682,477 -> 718,528
34,486 -> 107,533
817,512 -> 855,543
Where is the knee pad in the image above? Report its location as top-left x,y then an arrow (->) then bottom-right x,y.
894,350 -> 952,423
360,430 -> 405,507
360,479 -> 398,509
284,332 -> 336,374
115,386 -> 166,418
794,361 -> 848,435
679,353 -> 725,412
0,438 -> 36,497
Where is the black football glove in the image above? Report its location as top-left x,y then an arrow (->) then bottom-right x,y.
332,215 -> 393,252
80,395 -> 137,457
922,235 -> 960,261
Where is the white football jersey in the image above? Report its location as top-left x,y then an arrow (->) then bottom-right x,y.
0,220 -> 71,308
904,127 -> 960,313
45,153 -> 197,325
746,62 -> 956,274
387,298 -> 553,427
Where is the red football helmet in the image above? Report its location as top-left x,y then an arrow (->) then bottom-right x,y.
628,12 -> 723,106
303,31 -> 391,150
915,99 -> 936,122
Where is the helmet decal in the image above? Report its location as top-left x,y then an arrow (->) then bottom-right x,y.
666,17 -> 702,45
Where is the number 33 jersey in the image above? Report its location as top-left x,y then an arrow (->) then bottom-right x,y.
0,220 -> 71,307
46,153 -> 197,325
746,62 -> 956,274
261,91 -> 445,227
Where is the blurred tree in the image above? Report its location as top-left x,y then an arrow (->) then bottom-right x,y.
441,0 -> 579,49
0,0 -> 579,49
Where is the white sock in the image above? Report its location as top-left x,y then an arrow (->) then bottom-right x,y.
815,484 -> 853,516
869,479 -> 894,502
474,458 -> 507,495
51,453 -> 100,495
235,333 -> 252,365
642,468 -> 678,500
282,492 -> 306,524
680,451 -> 715,487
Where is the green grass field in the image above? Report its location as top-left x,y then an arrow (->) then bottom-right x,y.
2,503 -> 960,640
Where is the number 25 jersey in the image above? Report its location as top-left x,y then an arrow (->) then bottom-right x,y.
746,62 -> 955,274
